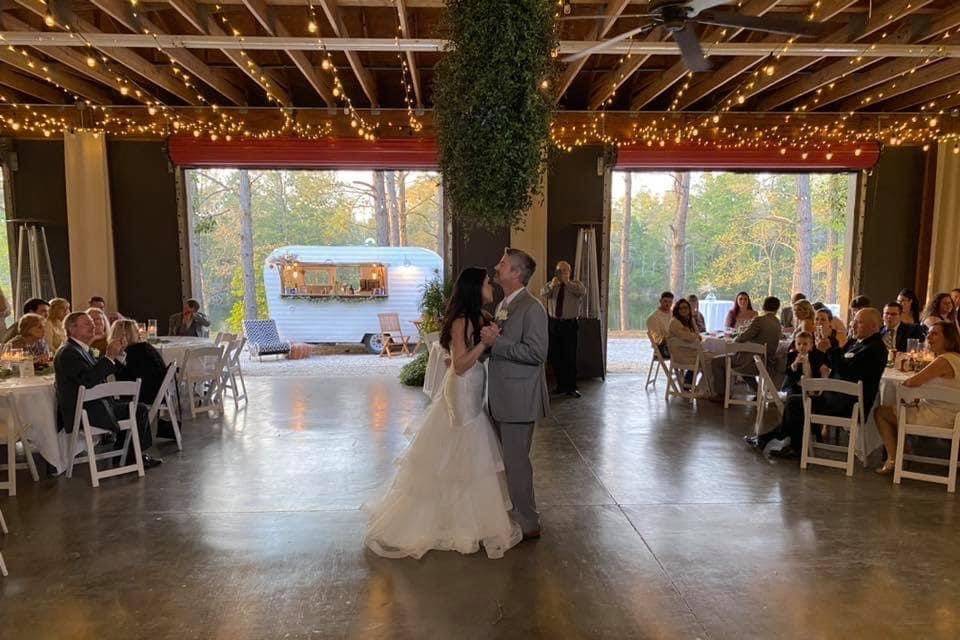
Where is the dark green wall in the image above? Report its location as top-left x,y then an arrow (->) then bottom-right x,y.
4,140 -> 71,303
546,147 -> 606,271
858,148 -> 927,308
107,141 -> 183,323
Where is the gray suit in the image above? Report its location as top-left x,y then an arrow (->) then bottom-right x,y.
487,287 -> 549,534
711,312 -> 783,396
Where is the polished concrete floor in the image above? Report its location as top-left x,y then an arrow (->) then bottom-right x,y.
2,373 -> 960,639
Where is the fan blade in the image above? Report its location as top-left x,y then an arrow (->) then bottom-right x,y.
672,25 -> 713,73
693,11 -> 830,37
685,0 -> 731,16
562,25 -> 653,62
557,14 -> 652,20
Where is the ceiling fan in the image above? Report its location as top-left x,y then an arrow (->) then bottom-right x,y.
560,0 -> 829,73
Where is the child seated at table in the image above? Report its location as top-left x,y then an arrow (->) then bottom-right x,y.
782,331 -> 827,395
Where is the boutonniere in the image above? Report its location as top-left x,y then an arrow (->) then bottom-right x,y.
92,348 -> 100,358
843,351 -> 855,359
495,309 -> 509,323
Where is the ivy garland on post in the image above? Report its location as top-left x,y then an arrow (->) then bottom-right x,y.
434,0 -> 557,231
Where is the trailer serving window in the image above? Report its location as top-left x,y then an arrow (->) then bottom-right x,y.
279,261 -> 388,298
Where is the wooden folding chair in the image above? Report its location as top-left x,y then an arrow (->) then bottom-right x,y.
0,395 -> 39,497
894,385 -> 960,492
753,354 -> 785,436
377,313 -> 411,358
800,378 -> 864,477
0,505 -> 7,576
149,363 -> 183,451
722,342 -> 766,413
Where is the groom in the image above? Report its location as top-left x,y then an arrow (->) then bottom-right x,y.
481,248 -> 550,540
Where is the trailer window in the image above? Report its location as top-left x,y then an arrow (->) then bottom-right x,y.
279,262 -> 388,298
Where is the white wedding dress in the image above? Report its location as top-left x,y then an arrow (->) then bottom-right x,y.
364,359 -> 522,559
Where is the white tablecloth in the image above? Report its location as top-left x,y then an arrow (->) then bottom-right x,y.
422,342 -> 448,400
0,375 -> 83,474
156,337 -> 214,366
699,300 -> 732,332
701,334 -> 792,358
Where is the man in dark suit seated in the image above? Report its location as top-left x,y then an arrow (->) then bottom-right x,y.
168,299 -> 210,337
55,311 -> 161,471
880,301 -> 923,353
709,296 -> 783,402
747,308 -> 888,457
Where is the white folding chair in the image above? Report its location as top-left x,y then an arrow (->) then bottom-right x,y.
65,380 -> 145,488
0,505 -> 7,576
665,338 -> 704,401
800,378 -> 864,477
214,332 -> 235,346
149,363 -> 183,451
722,342 -> 766,412
645,332 -> 664,389
182,346 -> 226,418
753,354 -> 785,436
0,396 -> 39,497
894,386 -> 960,492
221,337 -> 248,409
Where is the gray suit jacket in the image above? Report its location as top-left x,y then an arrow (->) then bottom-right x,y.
733,312 -> 783,368
487,288 -> 550,424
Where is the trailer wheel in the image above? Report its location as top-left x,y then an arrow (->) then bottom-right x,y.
363,333 -> 383,354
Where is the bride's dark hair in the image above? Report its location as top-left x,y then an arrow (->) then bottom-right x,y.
440,267 -> 487,351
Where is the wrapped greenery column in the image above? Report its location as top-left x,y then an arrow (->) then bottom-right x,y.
434,0 -> 556,231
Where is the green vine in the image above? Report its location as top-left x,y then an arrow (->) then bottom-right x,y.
434,0 -> 557,232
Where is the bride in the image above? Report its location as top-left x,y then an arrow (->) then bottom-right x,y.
364,267 -> 522,559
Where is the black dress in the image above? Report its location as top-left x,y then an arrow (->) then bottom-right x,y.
117,341 -> 168,405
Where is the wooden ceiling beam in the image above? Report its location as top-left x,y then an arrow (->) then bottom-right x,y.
395,0 -> 422,108
758,7 -> 960,111
0,48 -> 112,102
90,0 -> 248,105
317,0 -> 379,106
239,0 -> 336,105
10,0 -> 202,105
846,59 -> 960,111
730,0 -> 933,108
628,0 -> 783,111
0,67 -> 64,103
557,0 -> 632,101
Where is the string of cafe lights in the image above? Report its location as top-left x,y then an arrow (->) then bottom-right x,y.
392,2 -> 422,133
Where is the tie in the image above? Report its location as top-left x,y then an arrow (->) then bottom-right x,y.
883,329 -> 895,350
556,283 -> 566,319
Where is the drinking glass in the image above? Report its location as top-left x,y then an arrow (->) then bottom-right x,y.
907,338 -> 920,353
147,319 -> 158,339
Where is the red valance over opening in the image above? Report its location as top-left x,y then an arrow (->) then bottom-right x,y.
615,142 -> 880,171
167,136 -> 440,169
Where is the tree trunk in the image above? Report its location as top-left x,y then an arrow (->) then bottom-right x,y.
669,172 -> 690,295
618,172 -> 633,332
384,169 -> 400,246
793,174 -> 813,296
373,171 -> 390,246
187,172 -> 205,309
276,171 -> 289,244
397,171 -> 408,246
238,169 -> 257,321
826,227 -> 838,302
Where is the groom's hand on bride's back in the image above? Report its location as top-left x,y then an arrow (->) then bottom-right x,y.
480,324 -> 500,347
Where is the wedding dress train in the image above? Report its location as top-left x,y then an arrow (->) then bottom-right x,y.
364,361 -> 522,559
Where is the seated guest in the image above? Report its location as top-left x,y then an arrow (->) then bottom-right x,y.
814,308 -> 846,352
725,291 -> 758,329
880,301 -> 923,353
780,293 -> 805,329
747,308 -> 887,457
782,331 -> 826,396
45,298 -> 70,352
112,319 -> 168,407
873,321 -> 960,475
646,291 -> 674,358
89,295 -> 123,323
792,299 -> 816,335
710,296 -> 782,402
923,292 -> 956,329
687,294 -> 707,333
87,307 -> 110,355
897,288 -> 923,326
2,298 -> 50,343
848,294 -> 872,336
4,313 -> 52,364
952,288 -> 960,320
169,299 -> 211,337
54,312 -> 161,468
668,298 -> 704,386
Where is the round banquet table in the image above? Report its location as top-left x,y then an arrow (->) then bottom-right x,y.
0,374 -> 84,474
155,336 -> 215,366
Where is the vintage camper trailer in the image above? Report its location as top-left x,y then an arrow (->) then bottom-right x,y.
264,245 -> 442,350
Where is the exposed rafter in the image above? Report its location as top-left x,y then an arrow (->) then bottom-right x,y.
395,0 -> 422,108
557,0 -> 632,101
89,0 -> 248,105
0,67 -> 64,103
11,0 -> 202,105
843,59 -> 960,111
0,48 -> 112,103
317,0 -> 379,106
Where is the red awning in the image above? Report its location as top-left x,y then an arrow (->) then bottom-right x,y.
615,143 -> 880,170
168,136 -> 440,169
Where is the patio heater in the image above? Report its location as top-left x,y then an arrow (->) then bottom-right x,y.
9,221 -> 57,313
573,225 -> 605,379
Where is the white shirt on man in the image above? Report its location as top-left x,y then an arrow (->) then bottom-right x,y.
646,309 -> 672,345
496,287 -> 524,317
